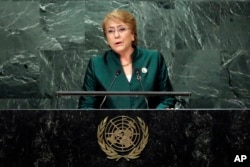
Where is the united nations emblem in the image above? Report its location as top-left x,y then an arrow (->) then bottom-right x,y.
97,116 -> 149,161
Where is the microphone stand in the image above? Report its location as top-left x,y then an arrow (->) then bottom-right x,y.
99,70 -> 121,109
136,69 -> 149,109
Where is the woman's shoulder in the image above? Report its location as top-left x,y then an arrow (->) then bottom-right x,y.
137,47 -> 160,56
90,50 -> 114,59
137,48 -> 162,60
89,50 -> 107,61
136,48 -> 166,64
89,50 -> 115,65
90,54 -> 103,61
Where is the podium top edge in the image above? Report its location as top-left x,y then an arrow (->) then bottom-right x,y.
55,91 -> 192,96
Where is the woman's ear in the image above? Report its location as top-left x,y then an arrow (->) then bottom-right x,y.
132,35 -> 135,41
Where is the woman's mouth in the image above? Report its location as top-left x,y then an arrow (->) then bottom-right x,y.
115,42 -> 122,45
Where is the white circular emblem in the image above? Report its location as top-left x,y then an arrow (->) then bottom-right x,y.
141,67 -> 147,74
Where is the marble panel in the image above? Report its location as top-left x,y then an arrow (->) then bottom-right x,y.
0,1 -> 40,51
39,1 -> 85,51
0,0 -> 249,109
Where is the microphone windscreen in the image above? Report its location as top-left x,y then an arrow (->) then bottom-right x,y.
116,70 -> 121,75
135,68 -> 140,74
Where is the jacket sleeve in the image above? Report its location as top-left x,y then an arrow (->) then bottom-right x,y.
78,58 -> 96,109
155,52 -> 176,109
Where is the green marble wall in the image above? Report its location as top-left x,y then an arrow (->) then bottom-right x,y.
0,0 -> 249,109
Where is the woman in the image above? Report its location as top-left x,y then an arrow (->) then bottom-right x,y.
78,9 -> 175,109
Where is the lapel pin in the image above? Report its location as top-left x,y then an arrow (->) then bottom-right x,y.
141,67 -> 148,74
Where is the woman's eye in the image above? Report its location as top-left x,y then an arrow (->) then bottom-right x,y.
107,30 -> 115,34
118,28 -> 126,32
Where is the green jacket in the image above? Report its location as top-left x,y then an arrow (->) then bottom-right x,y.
78,47 -> 175,109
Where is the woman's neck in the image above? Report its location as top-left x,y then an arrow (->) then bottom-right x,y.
119,47 -> 134,61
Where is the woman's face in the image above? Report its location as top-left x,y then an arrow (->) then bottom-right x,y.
105,19 -> 135,55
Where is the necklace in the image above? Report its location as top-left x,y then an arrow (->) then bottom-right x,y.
122,61 -> 132,66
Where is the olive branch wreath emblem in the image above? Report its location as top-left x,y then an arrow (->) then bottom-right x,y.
97,116 -> 149,161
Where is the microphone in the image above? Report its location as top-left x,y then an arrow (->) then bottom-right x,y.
135,68 -> 149,109
99,70 -> 121,109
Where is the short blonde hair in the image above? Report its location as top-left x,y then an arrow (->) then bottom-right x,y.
102,9 -> 137,47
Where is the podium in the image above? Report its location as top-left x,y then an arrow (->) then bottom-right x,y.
0,109 -> 249,167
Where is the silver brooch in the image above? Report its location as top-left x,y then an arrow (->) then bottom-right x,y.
141,67 -> 148,74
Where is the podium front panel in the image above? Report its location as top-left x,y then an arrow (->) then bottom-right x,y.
0,109 -> 249,167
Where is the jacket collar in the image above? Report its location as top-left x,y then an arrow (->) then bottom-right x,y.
109,46 -> 139,62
